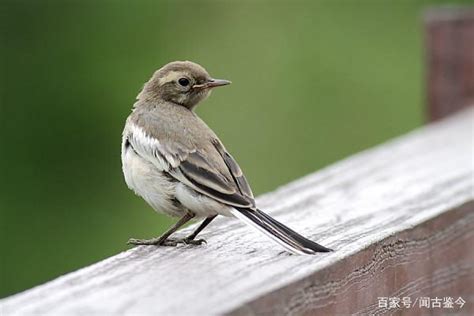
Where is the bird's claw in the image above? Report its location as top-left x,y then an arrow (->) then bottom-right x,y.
127,237 -> 206,247
182,238 -> 207,245
127,237 -> 162,245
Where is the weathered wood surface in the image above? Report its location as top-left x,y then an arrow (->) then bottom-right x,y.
425,8 -> 474,121
1,107 -> 473,315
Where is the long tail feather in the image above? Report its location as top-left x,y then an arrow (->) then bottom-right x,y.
230,208 -> 332,255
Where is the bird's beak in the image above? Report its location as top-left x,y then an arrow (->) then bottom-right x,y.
193,79 -> 231,90
207,79 -> 231,88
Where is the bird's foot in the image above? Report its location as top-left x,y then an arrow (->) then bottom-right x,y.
127,237 -> 206,247
182,238 -> 207,245
127,237 -> 164,245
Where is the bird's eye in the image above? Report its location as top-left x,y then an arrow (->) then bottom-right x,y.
178,78 -> 190,86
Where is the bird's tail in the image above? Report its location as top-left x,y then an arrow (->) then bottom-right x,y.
230,208 -> 332,255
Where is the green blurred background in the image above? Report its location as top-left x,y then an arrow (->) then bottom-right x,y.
1,0 -> 470,298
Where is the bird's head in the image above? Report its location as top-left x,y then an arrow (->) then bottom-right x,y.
137,61 -> 231,109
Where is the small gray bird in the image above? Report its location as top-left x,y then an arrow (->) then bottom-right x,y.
121,61 -> 331,254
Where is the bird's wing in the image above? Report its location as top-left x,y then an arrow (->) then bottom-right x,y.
209,139 -> 254,200
125,122 -> 255,209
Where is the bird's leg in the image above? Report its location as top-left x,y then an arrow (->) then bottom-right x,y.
127,212 -> 195,246
182,215 -> 217,245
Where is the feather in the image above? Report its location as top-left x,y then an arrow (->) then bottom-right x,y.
230,208 -> 332,255
125,120 -> 255,209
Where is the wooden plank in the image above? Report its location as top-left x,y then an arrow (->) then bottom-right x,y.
1,107 -> 473,315
425,8 -> 474,121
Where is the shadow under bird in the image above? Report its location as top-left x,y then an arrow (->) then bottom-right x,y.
121,61 -> 331,255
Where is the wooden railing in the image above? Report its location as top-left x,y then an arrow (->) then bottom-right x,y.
1,8 -> 473,316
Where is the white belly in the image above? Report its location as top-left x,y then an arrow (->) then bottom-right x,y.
122,146 -> 183,217
122,145 -> 233,219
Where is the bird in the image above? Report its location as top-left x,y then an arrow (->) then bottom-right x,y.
121,61 -> 332,255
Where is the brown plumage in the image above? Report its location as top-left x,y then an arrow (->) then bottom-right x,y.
121,61 -> 331,254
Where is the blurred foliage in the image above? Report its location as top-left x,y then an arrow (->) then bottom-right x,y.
1,0 -> 470,298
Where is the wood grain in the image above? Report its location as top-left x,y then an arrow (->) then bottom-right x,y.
1,107 -> 473,315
